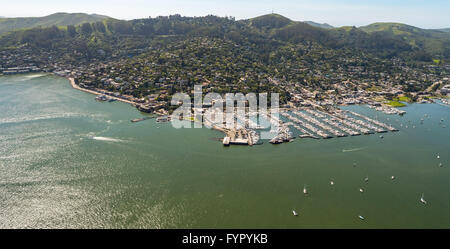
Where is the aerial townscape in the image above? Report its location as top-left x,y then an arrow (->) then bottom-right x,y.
1,1 -> 450,232
2,13 -> 448,146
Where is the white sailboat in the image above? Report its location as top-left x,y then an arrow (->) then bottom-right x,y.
420,193 -> 427,205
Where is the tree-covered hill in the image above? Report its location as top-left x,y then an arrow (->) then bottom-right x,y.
0,13 -> 449,63
359,22 -> 450,58
0,12 -> 110,35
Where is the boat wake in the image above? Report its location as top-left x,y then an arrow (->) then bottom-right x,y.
91,136 -> 127,143
14,73 -> 47,81
342,147 -> 365,153
24,73 -> 47,79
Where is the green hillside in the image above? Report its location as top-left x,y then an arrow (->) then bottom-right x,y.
248,13 -> 293,29
359,22 -> 450,57
304,21 -> 334,29
0,12 -> 110,34
0,13 -> 449,62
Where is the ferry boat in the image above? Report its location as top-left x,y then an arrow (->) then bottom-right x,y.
156,116 -> 170,123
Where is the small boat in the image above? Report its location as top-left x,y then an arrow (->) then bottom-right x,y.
358,215 -> 365,220
359,188 -> 364,193
391,176 -> 395,180
420,193 -> 427,205
437,155 -> 440,159
439,163 -> 443,167
379,135 -> 384,139
364,176 -> 369,182
292,210 -> 298,216
131,118 -> 145,123
330,180 -> 334,186
303,185 -> 308,195
95,95 -> 108,101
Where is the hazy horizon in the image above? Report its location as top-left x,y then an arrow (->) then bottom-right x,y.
1,0 -> 450,29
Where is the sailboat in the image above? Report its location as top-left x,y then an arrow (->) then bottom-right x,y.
420,193 -> 427,205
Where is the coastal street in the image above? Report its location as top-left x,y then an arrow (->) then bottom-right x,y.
68,77 -> 137,105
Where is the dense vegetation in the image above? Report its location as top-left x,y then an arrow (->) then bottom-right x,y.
0,12 -> 110,35
1,13 -> 449,62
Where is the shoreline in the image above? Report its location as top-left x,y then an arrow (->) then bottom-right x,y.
67,77 -> 137,105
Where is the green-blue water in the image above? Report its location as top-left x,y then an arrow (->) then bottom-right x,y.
0,74 -> 449,228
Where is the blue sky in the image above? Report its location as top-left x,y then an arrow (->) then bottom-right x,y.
1,0 -> 449,29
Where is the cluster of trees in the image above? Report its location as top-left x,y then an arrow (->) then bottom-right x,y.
0,13 -> 448,65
